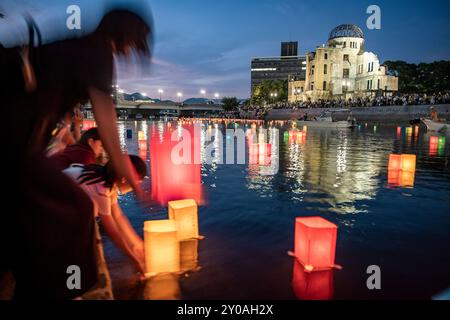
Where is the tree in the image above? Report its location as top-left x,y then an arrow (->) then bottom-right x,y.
251,79 -> 288,105
384,60 -> 450,93
221,97 -> 239,112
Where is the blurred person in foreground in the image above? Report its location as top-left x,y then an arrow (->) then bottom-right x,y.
1,8 -> 153,299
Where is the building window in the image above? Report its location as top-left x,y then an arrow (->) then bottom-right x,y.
311,65 -> 315,75
323,81 -> 327,90
343,54 -> 349,62
367,80 -> 373,90
378,79 -> 381,90
324,64 -> 327,75
311,83 -> 314,91
343,42 -> 346,48
368,62 -> 374,73
358,64 -> 363,74
343,68 -> 350,78
324,53 -> 328,60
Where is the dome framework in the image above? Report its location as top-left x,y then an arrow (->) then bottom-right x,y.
328,24 -> 364,41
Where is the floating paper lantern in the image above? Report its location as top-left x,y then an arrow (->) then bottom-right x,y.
180,239 -> 199,273
293,260 -> 333,300
168,199 -> 199,241
150,125 -> 202,205
406,127 -> 413,137
138,131 -> 146,141
401,154 -> 416,173
396,127 -> 402,138
144,220 -> 180,276
388,154 -> 402,171
414,126 -> 419,137
388,154 -> 416,187
294,217 -> 338,271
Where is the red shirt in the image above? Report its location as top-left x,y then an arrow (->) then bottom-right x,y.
49,144 -> 96,171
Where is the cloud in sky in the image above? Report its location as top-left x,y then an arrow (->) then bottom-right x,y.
2,0 -> 450,99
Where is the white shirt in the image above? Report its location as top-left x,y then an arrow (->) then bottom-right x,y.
64,165 -> 118,217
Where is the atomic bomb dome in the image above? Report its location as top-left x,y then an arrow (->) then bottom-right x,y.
328,24 -> 364,41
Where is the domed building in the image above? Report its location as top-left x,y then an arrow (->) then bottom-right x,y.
289,24 -> 398,102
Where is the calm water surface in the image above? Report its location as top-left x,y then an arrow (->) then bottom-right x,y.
103,120 -> 450,300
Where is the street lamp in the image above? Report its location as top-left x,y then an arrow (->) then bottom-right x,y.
177,92 -> 183,103
158,89 -> 164,101
141,92 -> 147,97
200,89 -> 206,99
214,93 -> 220,99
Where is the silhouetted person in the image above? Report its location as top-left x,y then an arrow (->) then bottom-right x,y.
1,9 -> 153,299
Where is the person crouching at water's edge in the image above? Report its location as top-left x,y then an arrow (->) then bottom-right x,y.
2,8 -> 153,299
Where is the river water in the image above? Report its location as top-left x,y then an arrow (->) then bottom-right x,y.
101,120 -> 450,300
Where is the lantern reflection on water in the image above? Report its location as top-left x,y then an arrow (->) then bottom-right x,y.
168,199 -> 199,241
294,217 -> 338,271
144,220 -> 180,277
150,125 -> 202,205
429,136 -> 439,156
249,143 -> 271,166
180,239 -> 200,273
293,260 -> 333,300
143,273 -> 180,300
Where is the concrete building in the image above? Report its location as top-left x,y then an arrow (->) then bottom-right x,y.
251,42 -> 306,94
289,24 -> 398,102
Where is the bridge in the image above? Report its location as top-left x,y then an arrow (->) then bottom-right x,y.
86,100 -> 223,111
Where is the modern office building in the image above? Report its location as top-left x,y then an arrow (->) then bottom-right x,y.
289,24 -> 398,102
251,42 -> 306,94
281,41 -> 298,57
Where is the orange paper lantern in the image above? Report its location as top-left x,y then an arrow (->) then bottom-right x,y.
294,217 -> 338,271
139,139 -> 148,150
293,260 -> 333,300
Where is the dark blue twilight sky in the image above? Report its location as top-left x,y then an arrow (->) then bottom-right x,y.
1,0 -> 449,99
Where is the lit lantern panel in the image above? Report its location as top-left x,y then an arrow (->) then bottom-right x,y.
388,154 -> 402,171
293,260 -> 333,300
401,154 -> 416,173
399,171 -> 415,187
144,220 -> 180,277
294,217 -> 338,271
388,169 -> 400,186
168,199 -> 199,241
396,127 -> 402,138
249,144 -> 259,165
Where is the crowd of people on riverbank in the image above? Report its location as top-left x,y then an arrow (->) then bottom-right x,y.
239,91 -> 450,119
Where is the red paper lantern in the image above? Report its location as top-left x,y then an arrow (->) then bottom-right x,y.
396,127 -> 401,138
293,260 -> 333,300
294,217 -> 338,271
150,125 -> 202,205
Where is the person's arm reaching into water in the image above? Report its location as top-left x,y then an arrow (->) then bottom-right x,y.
89,87 -> 144,200
101,214 -> 145,274
111,202 -> 144,262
